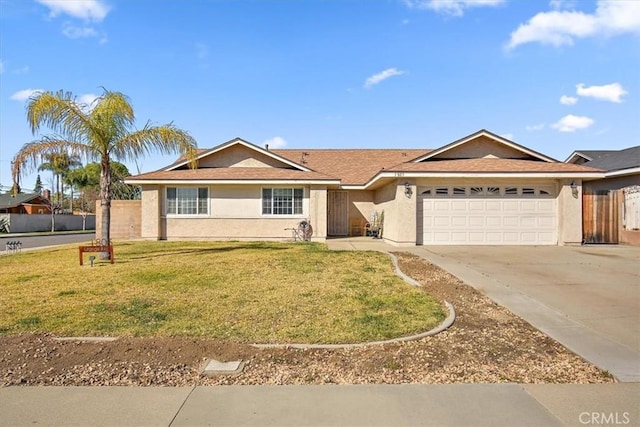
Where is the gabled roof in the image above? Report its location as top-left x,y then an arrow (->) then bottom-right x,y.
565,150 -> 616,164
571,146 -> 639,174
166,137 -> 311,172
0,193 -> 48,210
412,129 -> 557,163
274,149 -> 429,186
127,130 -> 605,188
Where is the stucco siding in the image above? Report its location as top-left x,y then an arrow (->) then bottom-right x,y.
164,217 -> 310,240
141,185 -> 161,239
557,179 -> 582,245
140,183 -> 326,242
585,175 -> 640,192
434,136 -> 533,159
348,190 -> 375,223
198,145 -> 290,169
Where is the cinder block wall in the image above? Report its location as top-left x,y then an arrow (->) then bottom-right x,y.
95,200 -> 141,240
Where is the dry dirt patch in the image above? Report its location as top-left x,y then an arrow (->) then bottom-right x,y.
0,253 -> 613,386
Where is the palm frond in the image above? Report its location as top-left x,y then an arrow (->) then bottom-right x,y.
11,139 -> 91,183
87,90 -> 136,153
112,123 -> 198,168
27,90 -> 91,141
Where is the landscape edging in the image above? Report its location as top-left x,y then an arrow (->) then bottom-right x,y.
252,251 -> 456,350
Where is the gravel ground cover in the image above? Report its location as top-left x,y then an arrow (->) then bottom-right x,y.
0,253 -> 613,386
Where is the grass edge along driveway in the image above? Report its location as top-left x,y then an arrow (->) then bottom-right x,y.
0,241 -> 445,344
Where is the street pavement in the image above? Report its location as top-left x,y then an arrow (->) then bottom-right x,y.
1,384 -> 638,426
0,232 -> 95,251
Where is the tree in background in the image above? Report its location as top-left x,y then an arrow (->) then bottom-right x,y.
12,89 -> 198,246
37,152 -> 81,212
34,174 -> 43,195
66,161 -> 137,213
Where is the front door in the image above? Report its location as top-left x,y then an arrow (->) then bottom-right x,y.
327,190 -> 348,236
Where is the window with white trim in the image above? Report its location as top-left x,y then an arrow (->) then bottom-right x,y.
262,188 -> 304,215
166,187 -> 209,215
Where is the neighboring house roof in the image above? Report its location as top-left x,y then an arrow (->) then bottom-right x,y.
274,149 -> 429,186
565,146 -> 639,178
565,150 -> 616,164
0,193 -> 48,210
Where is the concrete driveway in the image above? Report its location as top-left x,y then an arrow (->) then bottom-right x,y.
416,245 -> 640,382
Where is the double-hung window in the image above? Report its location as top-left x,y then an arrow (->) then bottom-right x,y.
262,188 -> 303,215
166,187 -> 208,215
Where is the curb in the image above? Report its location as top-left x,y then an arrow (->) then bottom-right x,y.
253,252 -> 456,350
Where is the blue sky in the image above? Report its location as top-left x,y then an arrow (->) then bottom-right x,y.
1,0 -> 639,191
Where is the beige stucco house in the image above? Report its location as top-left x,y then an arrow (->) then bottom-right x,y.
125,129 -> 604,246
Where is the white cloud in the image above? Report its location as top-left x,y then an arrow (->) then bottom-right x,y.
77,93 -> 99,111
501,133 -> 515,140
525,123 -> 545,131
10,88 -> 43,102
364,68 -> 405,89
506,0 -> 640,49
263,137 -> 287,149
62,24 -> 98,39
560,95 -> 578,105
403,0 -> 504,17
36,0 -> 109,22
576,82 -> 627,103
552,114 -> 594,132
549,0 -> 577,10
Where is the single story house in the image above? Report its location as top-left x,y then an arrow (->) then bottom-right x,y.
125,129 -> 604,246
0,193 -> 51,215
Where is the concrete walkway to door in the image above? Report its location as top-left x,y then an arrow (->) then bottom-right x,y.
327,239 -> 640,382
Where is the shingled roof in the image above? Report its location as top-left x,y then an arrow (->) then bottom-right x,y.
579,146 -> 640,173
274,149 -> 429,185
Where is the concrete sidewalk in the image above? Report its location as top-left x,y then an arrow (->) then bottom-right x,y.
327,239 -> 640,383
1,384 -> 638,426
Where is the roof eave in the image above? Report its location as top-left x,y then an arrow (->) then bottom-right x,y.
604,167 -> 640,178
125,179 -> 341,185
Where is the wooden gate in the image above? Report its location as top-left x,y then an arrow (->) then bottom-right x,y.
583,189 -> 620,244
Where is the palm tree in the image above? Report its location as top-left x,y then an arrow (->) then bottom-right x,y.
12,89 -> 198,246
38,152 -> 82,210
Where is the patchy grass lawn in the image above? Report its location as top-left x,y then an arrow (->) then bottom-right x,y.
0,241 -> 445,344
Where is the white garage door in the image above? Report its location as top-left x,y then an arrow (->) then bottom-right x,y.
419,185 -> 557,245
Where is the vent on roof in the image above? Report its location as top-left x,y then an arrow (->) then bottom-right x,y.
300,152 -> 309,164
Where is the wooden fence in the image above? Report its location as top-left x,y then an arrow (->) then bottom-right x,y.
582,189 -> 620,244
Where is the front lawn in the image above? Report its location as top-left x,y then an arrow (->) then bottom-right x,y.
0,241 -> 445,343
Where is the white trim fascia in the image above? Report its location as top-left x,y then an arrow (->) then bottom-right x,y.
564,151 -> 593,164
125,179 -> 341,185
604,167 -> 640,178
165,138 -> 312,172
412,130 -> 557,163
345,171 -> 606,190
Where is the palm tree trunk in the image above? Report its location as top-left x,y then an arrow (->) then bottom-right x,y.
99,156 -> 112,258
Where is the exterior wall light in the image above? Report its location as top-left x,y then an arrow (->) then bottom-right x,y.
404,182 -> 413,198
570,181 -> 579,198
